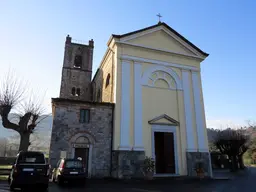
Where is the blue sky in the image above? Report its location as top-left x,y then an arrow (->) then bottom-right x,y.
1,0 -> 256,128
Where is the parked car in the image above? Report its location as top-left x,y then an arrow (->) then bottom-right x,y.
8,151 -> 50,191
51,158 -> 87,185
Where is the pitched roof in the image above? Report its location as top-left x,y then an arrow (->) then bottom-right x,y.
112,22 -> 209,57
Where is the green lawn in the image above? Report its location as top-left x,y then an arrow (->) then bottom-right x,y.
0,175 -> 8,181
0,165 -> 11,181
0,165 -> 11,169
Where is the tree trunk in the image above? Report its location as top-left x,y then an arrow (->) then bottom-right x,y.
229,155 -> 237,172
18,133 -> 30,152
238,156 -> 245,169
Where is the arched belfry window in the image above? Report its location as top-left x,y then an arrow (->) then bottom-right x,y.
71,87 -> 76,96
72,87 -> 81,96
105,73 -> 111,88
74,55 -> 82,68
76,88 -> 81,96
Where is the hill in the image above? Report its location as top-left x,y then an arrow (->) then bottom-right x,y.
0,114 -> 52,138
0,114 -> 53,155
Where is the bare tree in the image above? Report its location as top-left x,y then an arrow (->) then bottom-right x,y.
0,72 -> 48,152
213,127 -> 250,171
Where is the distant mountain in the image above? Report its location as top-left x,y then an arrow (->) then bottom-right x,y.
0,114 -> 53,139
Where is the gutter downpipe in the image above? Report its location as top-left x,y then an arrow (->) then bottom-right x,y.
109,47 -> 115,177
109,105 -> 115,177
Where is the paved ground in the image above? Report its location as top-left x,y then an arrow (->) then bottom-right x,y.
0,167 -> 254,192
212,167 -> 256,192
0,181 -> 223,192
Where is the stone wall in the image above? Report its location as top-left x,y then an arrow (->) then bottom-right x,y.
111,151 -> 145,179
49,98 -> 114,178
186,152 -> 212,177
59,36 -> 94,101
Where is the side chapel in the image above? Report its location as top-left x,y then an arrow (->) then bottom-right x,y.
49,22 -> 212,178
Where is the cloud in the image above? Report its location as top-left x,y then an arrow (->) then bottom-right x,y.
206,118 -> 247,129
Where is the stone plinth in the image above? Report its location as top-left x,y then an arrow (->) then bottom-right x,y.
111,150 -> 145,179
186,152 -> 212,177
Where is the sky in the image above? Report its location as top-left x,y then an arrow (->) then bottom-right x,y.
0,0 -> 256,129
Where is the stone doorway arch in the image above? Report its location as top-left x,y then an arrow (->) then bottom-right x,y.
70,133 -> 94,178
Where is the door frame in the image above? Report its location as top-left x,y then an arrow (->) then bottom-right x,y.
151,125 -> 179,176
71,145 -> 93,178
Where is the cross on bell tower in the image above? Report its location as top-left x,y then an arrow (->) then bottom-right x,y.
157,13 -> 162,23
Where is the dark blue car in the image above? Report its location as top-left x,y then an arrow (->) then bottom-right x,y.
8,151 -> 50,191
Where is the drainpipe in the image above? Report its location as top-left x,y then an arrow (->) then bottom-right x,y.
109,48 -> 115,103
108,46 -> 115,177
109,105 -> 115,177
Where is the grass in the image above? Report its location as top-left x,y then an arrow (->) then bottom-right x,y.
0,165 -> 11,169
0,175 -> 8,181
0,165 -> 11,181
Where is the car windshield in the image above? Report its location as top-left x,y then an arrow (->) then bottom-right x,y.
17,153 -> 45,164
65,160 -> 83,168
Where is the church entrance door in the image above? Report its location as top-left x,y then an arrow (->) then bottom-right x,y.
154,132 -> 176,174
72,136 -> 92,177
74,147 -> 89,175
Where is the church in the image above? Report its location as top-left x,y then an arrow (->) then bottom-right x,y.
49,21 -> 212,178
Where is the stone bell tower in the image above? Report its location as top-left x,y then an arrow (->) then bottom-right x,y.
59,35 -> 94,101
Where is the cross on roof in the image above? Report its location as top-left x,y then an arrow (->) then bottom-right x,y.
157,13 -> 162,22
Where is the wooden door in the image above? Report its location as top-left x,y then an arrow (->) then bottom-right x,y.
164,132 -> 175,173
74,148 -> 89,172
154,132 -> 175,174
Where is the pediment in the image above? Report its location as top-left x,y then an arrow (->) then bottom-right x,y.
148,114 -> 179,126
112,23 -> 208,59
126,30 -> 197,56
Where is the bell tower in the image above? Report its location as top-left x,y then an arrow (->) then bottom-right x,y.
59,35 -> 94,101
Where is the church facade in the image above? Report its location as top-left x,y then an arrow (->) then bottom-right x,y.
49,22 -> 212,178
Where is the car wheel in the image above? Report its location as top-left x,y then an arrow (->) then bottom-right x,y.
80,179 -> 86,186
57,176 -> 63,186
41,184 -> 48,192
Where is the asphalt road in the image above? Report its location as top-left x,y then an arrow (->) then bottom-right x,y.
0,181 -> 222,192
0,182 -> 165,192
0,168 -> 255,192
212,167 -> 256,192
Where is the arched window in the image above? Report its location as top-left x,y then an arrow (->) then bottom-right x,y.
105,73 -> 111,88
76,88 -> 80,96
74,55 -> 82,68
148,71 -> 176,89
71,87 -> 76,96
141,66 -> 182,90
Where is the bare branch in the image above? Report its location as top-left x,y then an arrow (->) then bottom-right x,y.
0,70 -> 27,132
0,69 -> 48,151
213,127 -> 251,157
0,70 -> 26,108
35,114 -> 51,126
